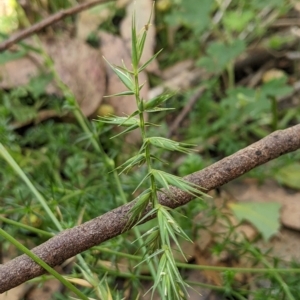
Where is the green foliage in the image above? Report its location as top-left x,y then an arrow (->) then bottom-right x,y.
178,154 -> 206,177
223,10 -> 255,33
99,11 -> 203,298
164,0 -> 212,34
198,40 -> 246,73
1,0 -> 299,299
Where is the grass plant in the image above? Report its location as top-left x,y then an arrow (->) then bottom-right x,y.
1,1 -> 300,299
99,10 -> 207,299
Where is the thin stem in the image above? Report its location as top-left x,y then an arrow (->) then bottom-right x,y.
95,247 -> 300,274
261,258 -> 295,300
250,246 -> 296,300
0,143 -> 62,231
32,21 -> 161,295
0,227 -> 89,300
0,216 -> 54,238
0,143 -> 95,278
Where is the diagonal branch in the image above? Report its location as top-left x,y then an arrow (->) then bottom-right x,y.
0,124 -> 300,293
0,0 -> 115,52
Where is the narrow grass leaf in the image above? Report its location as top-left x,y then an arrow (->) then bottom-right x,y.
148,137 -> 194,154
137,31 -> 147,62
144,93 -> 175,110
152,169 -> 170,190
138,49 -> 163,73
160,207 -> 192,241
131,13 -> 139,69
120,111 -> 139,126
152,252 -> 168,297
165,264 -> 182,299
132,172 -> 152,194
135,206 -> 157,226
154,170 -> 205,198
103,57 -> 134,91
157,207 -> 168,245
142,229 -> 160,254
126,189 -> 151,228
145,107 -> 175,113
166,258 -> 189,299
135,248 -> 164,268
0,228 -> 89,300
116,153 -> 146,174
111,124 -> 139,139
150,154 -> 169,165
98,116 -> 139,127
104,90 -> 135,97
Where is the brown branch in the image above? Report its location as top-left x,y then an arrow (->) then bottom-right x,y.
0,124 -> 300,293
0,0 -> 115,52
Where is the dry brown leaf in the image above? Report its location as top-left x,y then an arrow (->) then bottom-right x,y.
43,35 -> 106,117
120,0 -> 160,74
99,31 -> 148,144
0,36 -> 106,119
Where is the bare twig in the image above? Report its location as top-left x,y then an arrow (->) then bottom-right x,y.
0,0 -> 115,52
0,124 -> 300,293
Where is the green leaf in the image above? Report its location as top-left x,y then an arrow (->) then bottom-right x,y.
132,172 -> 152,194
140,227 -> 160,254
27,73 -> 53,99
152,169 -> 206,198
131,13 -> 138,69
103,57 -> 134,91
137,2 -> 154,62
145,107 -> 175,113
165,0 -> 212,34
274,164 -> 300,189
116,153 -> 146,174
98,115 -> 141,138
126,189 -> 152,228
138,49 -> 163,73
229,202 -> 281,241
144,92 -> 175,110
223,10 -> 255,32
111,124 -> 139,139
260,77 -> 293,99
147,137 -> 194,154
98,116 -> 140,127
0,49 -> 28,64
198,40 -> 246,73
137,31 -> 147,62
104,90 -> 135,97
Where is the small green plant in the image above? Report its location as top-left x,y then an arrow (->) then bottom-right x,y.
99,10 -> 207,299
